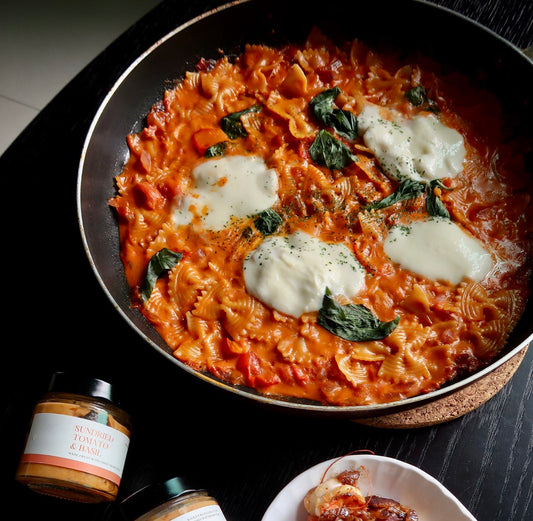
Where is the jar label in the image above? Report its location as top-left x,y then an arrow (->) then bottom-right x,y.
21,412 -> 130,486
171,505 -> 228,521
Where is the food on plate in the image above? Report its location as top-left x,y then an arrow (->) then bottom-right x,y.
304,468 -> 418,520
109,27 -> 532,405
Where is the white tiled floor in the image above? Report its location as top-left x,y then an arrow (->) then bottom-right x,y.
0,0 -> 161,156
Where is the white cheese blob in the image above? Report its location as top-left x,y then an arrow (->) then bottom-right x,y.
243,231 -> 366,317
384,218 -> 494,284
358,104 -> 466,183
172,155 -> 279,230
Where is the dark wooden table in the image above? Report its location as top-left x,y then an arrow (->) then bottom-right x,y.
1,1 -> 532,520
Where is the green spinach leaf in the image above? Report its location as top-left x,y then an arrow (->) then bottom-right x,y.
310,87 -> 358,140
254,208 -> 283,236
309,129 -> 357,170
140,248 -> 183,302
405,86 -> 439,113
310,87 -> 341,124
366,178 -> 450,219
328,109 -> 358,140
204,141 -> 227,158
318,289 -> 400,342
221,104 -> 262,139
426,180 -> 450,218
366,179 -> 426,210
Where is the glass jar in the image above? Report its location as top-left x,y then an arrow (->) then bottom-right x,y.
15,371 -> 131,503
120,477 -> 228,521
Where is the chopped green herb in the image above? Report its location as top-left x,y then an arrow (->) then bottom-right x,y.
309,129 -> 357,170
140,248 -> 183,302
220,104 -> 262,139
254,208 -> 283,236
398,225 -> 411,236
318,289 -> 400,341
242,226 -> 254,239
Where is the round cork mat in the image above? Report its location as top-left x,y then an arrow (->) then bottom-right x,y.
354,346 -> 528,429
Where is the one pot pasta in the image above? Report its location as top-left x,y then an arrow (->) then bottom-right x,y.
110,28 -> 532,406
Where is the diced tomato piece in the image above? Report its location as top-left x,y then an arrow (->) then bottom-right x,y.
158,178 -> 182,199
139,150 -> 152,172
108,197 -> 133,220
225,338 -> 249,355
236,352 -> 281,387
192,128 -> 227,154
133,181 -> 165,211
297,138 -> 312,160
290,364 -> 309,384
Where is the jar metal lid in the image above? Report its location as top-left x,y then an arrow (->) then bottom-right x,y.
47,371 -> 122,407
120,477 -> 203,519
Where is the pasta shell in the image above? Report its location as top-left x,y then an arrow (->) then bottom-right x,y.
277,336 -> 311,364
336,354 -> 369,387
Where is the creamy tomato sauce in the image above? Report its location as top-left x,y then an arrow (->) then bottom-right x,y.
110,28 -> 532,406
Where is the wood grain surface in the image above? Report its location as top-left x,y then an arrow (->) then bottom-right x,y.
0,1 -> 531,521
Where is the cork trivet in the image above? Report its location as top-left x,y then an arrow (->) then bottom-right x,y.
354,346 -> 528,429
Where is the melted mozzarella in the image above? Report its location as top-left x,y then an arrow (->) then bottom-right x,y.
358,104 -> 466,182
172,155 -> 279,230
243,231 -> 366,317
384,218 -> 493,284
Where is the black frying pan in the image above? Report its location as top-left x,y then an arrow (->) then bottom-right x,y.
77,0 -> 533,418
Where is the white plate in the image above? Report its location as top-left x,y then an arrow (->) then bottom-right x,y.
261,454 -> 477,521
